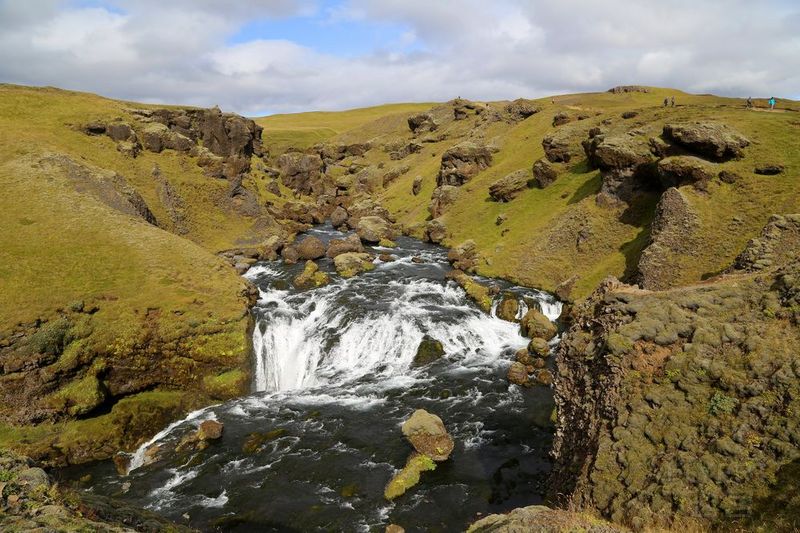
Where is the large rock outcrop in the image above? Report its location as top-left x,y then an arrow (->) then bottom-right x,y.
429,185 -> 461,218
635,187 -> 699,290
437,142 -> 493,186
276,152 -> 325,196
662,122 -> 750,161
550,260 -> 800,530
489,170 -> 531,202
468,505 -> 626,532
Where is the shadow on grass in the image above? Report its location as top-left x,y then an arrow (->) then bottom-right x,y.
567,172 -> 602,205
619,225 -> 651,283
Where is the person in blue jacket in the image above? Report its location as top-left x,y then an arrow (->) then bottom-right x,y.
769,96 -> 776,110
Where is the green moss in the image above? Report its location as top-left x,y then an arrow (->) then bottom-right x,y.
203,368 -> 248,399
384,453 -> 437,501
708,390 -> 738,416
47,372 -> 105,417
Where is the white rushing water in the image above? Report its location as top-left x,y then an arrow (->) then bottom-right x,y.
251,272 -> 561,393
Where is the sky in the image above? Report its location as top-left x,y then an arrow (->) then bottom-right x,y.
1,0 -> 798,116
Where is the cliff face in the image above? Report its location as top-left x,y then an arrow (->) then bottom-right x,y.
550,220 -> 800,529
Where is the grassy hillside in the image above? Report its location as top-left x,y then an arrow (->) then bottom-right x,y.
256,102 -> 434,154
0,85 -> 265,463
265,86 -> 800,298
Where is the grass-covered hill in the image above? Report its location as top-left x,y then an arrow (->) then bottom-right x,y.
0,85 -> 284,464
258,86 -> 800,299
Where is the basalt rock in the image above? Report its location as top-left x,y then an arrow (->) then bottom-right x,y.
504,99 -> 540,121
543,129 -> 579,163
552,112 -> 571,127
550,264 -> 800,529
330,206 -> 349,228
276,152 -> 325,195
408,113 -> 438,134
496,293 -> 520,322
489,169 -> 531,202
425,219 -> 448,244
662,122 -> 750,161
468,505 -> 627,532
356,216 -> 393,244
429,185 -> 460,217
401,409 -> 454,462
608,85 -> 650,94
636,187 -> 699,290
295,236 -> 326,260
447,240 -> 479,272
412,176 -> 423,196
507,361 -> 530,386
657,156 -> 715,190
520,309 -> 557,340
326,233 -> 364,259
412,335 -> 446,367
754,164 -> 785,175
733,214 -> 800,272
437,142 -> 493,186
532,159 -> 559,189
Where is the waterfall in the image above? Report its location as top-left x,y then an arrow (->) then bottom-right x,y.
250,273 -> 561,393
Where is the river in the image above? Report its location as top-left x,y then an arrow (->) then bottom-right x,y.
66,225 -> 562,532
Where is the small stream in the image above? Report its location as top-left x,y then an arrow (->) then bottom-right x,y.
65,225 -> 561,532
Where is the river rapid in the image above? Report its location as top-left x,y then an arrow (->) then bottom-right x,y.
66,225 -> 562,532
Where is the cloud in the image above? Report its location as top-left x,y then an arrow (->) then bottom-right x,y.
0,0 -> 797,115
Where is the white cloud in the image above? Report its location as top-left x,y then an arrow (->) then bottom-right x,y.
0,0 -> 797,115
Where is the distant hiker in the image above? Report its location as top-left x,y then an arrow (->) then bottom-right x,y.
769,96 -> 776,110
746,96 -> 753,108
670,96 -> 675,107
663,97 -> 669,107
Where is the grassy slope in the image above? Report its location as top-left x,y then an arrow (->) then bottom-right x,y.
279,87 -> 800,298
0,85 -> 256,460
256,102 -> 434,155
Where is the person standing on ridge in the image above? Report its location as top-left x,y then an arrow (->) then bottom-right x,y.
747,96 -> 753,108
769,96 -> 776,110
671,96 -> 675,107
663,97 -> 669,107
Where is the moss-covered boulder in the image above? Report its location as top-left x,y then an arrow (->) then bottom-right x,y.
496,293 -> 520,322
528,337 -> 550,356
468,505 -> 627,532
293,260 -> 331,289
384,452 -> 437,501
448,270 -> 493,313
520,309 -> 557,340
412,335 -> 445,367
401,409 -> 454,462
662,122 -> 750,161
507,361 -> 530,386
551,256 -> 800,529
489,169 -> 530,202
333,252 -> 375,278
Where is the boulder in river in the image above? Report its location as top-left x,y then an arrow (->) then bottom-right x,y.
507,361 -> 530,386
401,409 -> 455,461
330,206 -> 349,228
520,309 -> 557,340
384,452 -> 437,501
356,216 -> 392,243
334,252 -> 375,278
528,337 -> 550,356
412,335 -> 445,367
293,261 -> 331,290
296,236 -> 326,260
496,293 -> 520,322
326,234 -> 363,259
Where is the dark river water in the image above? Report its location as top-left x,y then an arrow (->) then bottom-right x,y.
64,225 -> 562,532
